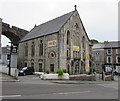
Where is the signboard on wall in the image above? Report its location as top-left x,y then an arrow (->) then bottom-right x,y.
86,54 -> 90,60
73,46 -> 80,51
48,40 -> 57,47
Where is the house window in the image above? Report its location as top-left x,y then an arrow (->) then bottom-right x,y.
96,53 -> 99,55
31,42 -> 35,57
7,54 -> 10,60
116,56 -> 120,63
116,49 -> 120,54
67,30 -> 70,45
107,56 -> 112,63
39,40 -> 43,56
107,49 -> 112,54
50,64 -> 54,72
39,63 -> 42,72
25,43 -> 28,56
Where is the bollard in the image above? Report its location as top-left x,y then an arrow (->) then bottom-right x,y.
94,72 -> 97,81
102,71 -> 105,81
15,69 -> 19,80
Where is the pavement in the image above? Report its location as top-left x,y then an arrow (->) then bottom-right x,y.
0,72 -> 119,84
0,73 -> 20,82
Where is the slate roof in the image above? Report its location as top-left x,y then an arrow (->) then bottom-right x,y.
92,43 -> 105,49
21,11 -> 75,42
92,41 -> 120,49
104,41 -> 120,48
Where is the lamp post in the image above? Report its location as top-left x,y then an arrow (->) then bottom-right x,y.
8,42 -> 12,75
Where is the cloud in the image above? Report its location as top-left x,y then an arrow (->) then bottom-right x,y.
1,0 -> 118,46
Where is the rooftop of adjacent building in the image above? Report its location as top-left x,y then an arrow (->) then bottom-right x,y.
92,41 -> 120,49
0,45 -> 10,54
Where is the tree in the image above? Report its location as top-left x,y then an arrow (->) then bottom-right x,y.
91,39 -> 99,44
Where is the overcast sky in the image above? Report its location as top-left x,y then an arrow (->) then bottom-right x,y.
1,0 -> 119,47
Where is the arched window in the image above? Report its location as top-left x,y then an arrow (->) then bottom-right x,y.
39,63 -> 42,72
25,43 -> 28,56
67,31 -> 70,45
75,23 -> 79,30
31,42 -> 35,57
31,63 -> 34,68
82,36 -> 85,49
24,62 -> 27,67
67,64 -> 70,74
39,40 -> 43,56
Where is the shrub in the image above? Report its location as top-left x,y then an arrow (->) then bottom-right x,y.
46,70 -> 49,74
56,69 -> 63,76
93,68 -> 96,73
62,69 -> 67,73
89,68 -> 96,74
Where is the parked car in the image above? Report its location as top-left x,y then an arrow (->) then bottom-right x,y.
19,67 -> 34,76
114,71 -> 120,76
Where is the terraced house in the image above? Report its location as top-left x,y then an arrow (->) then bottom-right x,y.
18,6 -> 92,75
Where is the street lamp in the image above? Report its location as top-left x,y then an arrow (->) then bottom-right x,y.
8,42 -> 12,75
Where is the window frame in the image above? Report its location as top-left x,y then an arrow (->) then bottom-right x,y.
116,56 -> 120,63
107,49 -> 112,54
107,56 -> 112,63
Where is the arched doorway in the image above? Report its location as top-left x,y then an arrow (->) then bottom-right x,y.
67,64 -> 70,74
75,61 -> 79,74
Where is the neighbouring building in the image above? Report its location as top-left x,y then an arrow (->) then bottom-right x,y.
0,46 -> 17,68
92,41 -> 120,73
92,42 -> 105,73
18,7 -> 92,74
104,41 -> 120,72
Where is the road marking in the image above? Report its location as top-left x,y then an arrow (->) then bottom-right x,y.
52,91 -> 90,95
0,95 -> 21,98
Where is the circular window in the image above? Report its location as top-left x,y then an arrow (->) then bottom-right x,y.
48,51 -> 56,58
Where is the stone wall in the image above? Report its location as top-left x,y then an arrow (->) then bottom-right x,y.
59,10 -> 91,74
18,32 -> 59,72
18,10 -> 92,74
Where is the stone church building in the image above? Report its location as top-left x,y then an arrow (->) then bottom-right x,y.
18,7 -> 92,74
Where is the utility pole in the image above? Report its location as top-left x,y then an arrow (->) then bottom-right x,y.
111,45 -> 114,80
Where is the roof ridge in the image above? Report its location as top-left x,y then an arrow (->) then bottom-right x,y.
37,11 -> 74,28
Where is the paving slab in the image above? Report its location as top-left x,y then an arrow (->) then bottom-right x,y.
0,73 -> 19,82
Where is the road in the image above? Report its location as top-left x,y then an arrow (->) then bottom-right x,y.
1,75 -> 118,99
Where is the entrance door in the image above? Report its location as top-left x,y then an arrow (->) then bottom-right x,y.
50,64 -> 54,72
67,64 -> 70,74
39,63 -> 42,72
75,62 -> 79,74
